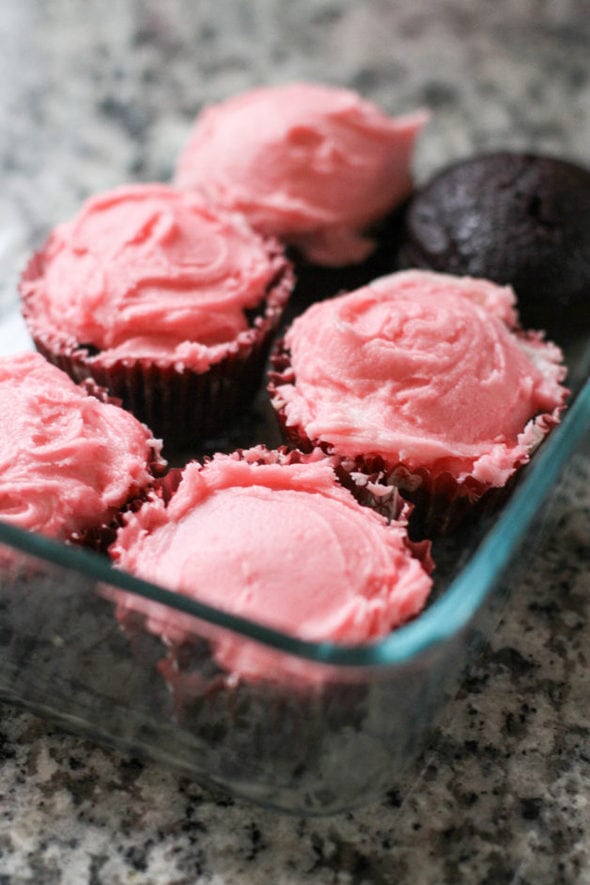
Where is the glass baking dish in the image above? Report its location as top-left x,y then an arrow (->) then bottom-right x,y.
0,309 -> 588,815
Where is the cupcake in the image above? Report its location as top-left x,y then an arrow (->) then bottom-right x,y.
0,352 -> 164,547
109,446 -> 433,683
20,184 -> 293,453
173,82 -> 427,311
399,152 -> 590,339
268,270 -> 569,535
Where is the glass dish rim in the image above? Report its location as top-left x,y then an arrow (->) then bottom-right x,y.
1,378 -> 588,672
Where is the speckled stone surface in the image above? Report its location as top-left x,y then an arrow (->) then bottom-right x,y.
0,1 -> 589,882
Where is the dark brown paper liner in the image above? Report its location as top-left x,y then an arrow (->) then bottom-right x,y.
335,457 -> 516,538
20,246 -> 293,454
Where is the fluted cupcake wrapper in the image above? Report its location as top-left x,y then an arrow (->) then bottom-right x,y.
268,413 -> 517,538
33,329 -> 275,454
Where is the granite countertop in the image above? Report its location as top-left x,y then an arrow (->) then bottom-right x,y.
0,1 -> 589,882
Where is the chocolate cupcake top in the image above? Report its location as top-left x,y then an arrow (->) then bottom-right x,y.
401,152 -> 590,331
270,270 -> 568,488
0,352 -> 162,541
20,184 -> 291,371
110,447 -> 432,679
174,82 -> 427,267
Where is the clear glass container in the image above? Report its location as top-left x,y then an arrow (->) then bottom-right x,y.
0,347 -> 587,814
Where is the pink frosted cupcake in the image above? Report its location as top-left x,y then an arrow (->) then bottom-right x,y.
174,83 -> 427,309
0,352 -> 164,548
20,184 -> 293,452
268,270 -> 569,535
109,447 -> 433,683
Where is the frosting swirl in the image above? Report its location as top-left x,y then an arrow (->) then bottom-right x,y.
0,353 -> 160,540
111,450 -> 432,679
275,271 -> 568,485
174,83 -> 427,266
21,184 -> 285,370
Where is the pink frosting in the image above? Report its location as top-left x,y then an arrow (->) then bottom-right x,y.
21,184 -> 287,371
110,450 -> 432,680
174,83 -> 427,266
274,271 -> 568,487
0,353 -> 161,540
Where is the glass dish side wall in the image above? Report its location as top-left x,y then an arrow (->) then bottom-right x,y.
0,544 -> 485,814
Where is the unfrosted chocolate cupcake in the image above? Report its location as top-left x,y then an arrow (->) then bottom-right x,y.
400,152 -> 590,337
